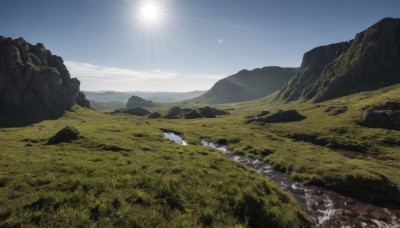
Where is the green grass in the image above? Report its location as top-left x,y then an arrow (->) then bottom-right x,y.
2,83 -> 400,227
145,83 -> 400,203
0,107 -> 310,227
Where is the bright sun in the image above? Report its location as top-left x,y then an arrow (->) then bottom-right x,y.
140,3 -> 161,23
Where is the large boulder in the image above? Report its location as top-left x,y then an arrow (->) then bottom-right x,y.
148,112 -> 161,119
48,126 -> 80,145
264,110 -> 306,123
165,107 -> 181,119
362,109 -> 400,130
0,36 -> 89,124
247,110 -> 306,124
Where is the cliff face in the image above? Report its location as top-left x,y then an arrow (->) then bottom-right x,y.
189,66 -> 297,104
276,18 -> 400,102
0,36 -> 89,122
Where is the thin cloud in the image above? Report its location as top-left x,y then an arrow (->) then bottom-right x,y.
65,60 -> 179,81
64,60 -> 225,91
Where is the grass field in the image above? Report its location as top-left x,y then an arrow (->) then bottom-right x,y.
1,84 -> 399,227
0,107 -> 311,227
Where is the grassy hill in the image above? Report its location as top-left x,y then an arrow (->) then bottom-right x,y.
0,106 -> 310,227
172,84 -> 400,203
186,66 -> 296,105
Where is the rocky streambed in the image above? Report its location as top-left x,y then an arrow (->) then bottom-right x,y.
163,132 -> 400,227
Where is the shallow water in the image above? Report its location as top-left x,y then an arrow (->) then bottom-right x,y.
162,132 -> 187,145
162,132 -> 400,227
201,140 -> 400,228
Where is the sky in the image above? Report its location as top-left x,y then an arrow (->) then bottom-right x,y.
1,0 -> 400,92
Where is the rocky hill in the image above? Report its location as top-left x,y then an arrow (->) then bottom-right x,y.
276,17 -> 400,102
126,95 -> 155,108
0,36 -> 89,125
188,66 -> 297,104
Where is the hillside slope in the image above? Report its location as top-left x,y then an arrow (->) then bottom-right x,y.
275,17 -> 400,102
187,66 -> 297,104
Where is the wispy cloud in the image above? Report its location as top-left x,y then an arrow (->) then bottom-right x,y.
64,60 -> 225,92
65,60 -> 179,81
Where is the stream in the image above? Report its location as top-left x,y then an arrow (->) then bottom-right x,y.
163,132 -> 400,227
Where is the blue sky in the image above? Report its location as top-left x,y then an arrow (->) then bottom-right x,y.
1,0 -> 400,91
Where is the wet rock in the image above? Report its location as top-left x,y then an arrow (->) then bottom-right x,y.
288,184 -> 305,195
369,209 -> 389,222
184,110 -> 202,119
165,107 -> 181,119
148,112 -> 161,119
257,111 -> 270,117
357,214 -> 371,223
48,126 -> 79,145
198,106 -> 216,118
341,209 -> 356,218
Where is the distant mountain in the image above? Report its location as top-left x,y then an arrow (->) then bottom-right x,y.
187,67 -> 297,104
275,17 -> 400,102
0,36 -> 89,126
84,91 -> 206,103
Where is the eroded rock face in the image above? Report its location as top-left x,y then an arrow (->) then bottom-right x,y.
276,18 -> 400,102
0,36 -> 89,120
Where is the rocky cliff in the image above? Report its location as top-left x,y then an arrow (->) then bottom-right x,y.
188,66 -> 297,104
276,17 -> 400,102
0,36 -> 89,124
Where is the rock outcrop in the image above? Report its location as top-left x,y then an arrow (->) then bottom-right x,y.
114,107 -> 151,116
126,95 -> 155,108
0,36 -> 89,124
165,107 -> 181,119
164,106 -> 228,119
361,102 -> 400,130
48,126 -> 80,145
276,18 -> 400,102
148,112 -> 161,119
247,110 -> 306,123
184,110 -> 202,119
198,106 -> 216,118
